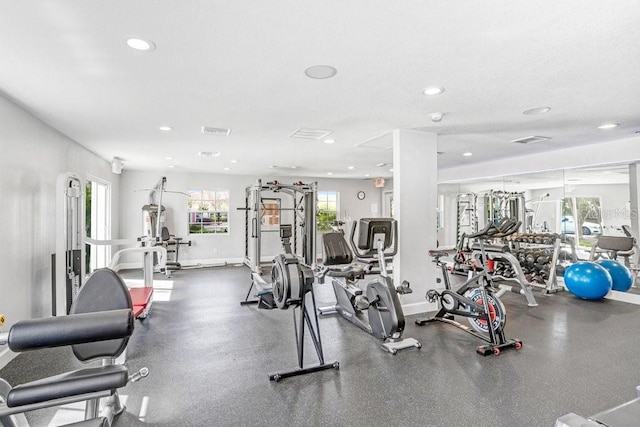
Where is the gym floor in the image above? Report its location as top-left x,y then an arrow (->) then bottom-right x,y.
2,265 -> 639,427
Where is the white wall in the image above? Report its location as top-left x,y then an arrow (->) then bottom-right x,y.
0,95 -> 117,368
118,171 -> 387,266
439,135 -> 640,184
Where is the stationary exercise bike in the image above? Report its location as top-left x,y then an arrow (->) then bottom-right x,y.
318,218 -> 421,354
416,218 -> 523,356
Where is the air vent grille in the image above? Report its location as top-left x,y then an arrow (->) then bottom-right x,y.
201,126 -> 231,136
357,131 -> 393,150
290,128 -> 333,140
510,135 -> 551,144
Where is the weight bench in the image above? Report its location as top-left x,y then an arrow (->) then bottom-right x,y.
129,287 -> 154,319
0,268 -> 148,427
590,235 -> 637,268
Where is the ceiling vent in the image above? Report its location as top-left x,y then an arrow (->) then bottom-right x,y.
510,135 -> 551,144
290,128 -> 333,140
357,131 -> 393,150
201,126 -> 231,136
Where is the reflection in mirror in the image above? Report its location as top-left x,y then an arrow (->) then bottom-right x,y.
501,170 -> 566,235
563,164 -> 630,250
438,171 -> 566,249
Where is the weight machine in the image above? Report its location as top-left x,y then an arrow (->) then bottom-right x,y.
456,193 -> 477,245
53,173 -> 171,318
142,177 -> 190,273
239,179 -> 317,307
477,190 -> 526,231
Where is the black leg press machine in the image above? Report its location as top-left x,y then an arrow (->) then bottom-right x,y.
0,268 -> 148,427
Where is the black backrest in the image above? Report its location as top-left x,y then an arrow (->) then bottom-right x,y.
322,232 -> 353,265
161,226 -> 171,241
70,268 -> 133,362
595,236 -> 635,253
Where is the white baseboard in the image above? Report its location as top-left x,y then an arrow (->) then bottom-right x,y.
402,300 -> 436,316
0,347 -> 17,370
605,289 -> 640,305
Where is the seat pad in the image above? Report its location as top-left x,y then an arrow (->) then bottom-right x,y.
7,364 -> 128,407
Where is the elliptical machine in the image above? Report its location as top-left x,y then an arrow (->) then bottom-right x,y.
416,218 -> 523,356
318,218 -> 421,355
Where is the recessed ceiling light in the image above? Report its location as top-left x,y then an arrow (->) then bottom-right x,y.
389,168 -> 394,172
324,139 -> 336,144
223,167 -> 230,171
364,174 -> 370,177
347,166 -> 355,170
305,65 -> 337,79
230,160 -> 238,163
327,172 -> 333,176
168,165 -> 175,168
212,152 -> 221,157
126,38 -> 156,51
291,166 -> 299,169
159,126 -> 173,131
598,123 -> 619,129
463,152 -> 473,157
522,107 -> 551,115
269,165 -> 277,169
376,162 -> 388,167
422,87 -> 444,96
165,156 -> 173,160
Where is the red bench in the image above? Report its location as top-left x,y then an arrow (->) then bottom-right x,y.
128,287 -> 153,319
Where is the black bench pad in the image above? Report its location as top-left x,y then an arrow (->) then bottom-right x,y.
7,364 -> 128,407
325,264 -> 365,278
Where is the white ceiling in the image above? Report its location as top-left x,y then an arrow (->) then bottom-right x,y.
1,1 -> 639,179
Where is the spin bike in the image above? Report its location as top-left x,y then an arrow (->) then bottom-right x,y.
318,218 -> 421,355
416,218 -> 523,356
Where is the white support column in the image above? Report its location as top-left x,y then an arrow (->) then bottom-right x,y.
629,164 -> 640,241
392,129 -> 438,315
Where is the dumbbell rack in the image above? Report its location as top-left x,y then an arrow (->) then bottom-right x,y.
493,235 -> 564,301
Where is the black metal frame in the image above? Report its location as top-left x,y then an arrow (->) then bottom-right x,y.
269,262 -> 339,381
269,286 -> 339,381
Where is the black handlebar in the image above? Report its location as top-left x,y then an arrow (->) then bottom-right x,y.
467,218 -> 521,240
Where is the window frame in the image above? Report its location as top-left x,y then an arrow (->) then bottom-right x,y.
316,191 -> 339,232
187,189 -> 230,235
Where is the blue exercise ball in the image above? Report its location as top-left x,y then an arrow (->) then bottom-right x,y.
564,261 -> 612,300
596,259 -> 634,292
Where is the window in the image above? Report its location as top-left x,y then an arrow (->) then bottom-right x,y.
261,198 -> 281,231
317,191 -> 339,232
561,196 -> 602,243
188,189 -> 229,234
85,177 -> 111,274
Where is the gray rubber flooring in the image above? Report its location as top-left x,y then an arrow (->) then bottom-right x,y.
2,265 -> 640,426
